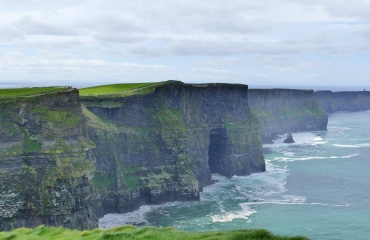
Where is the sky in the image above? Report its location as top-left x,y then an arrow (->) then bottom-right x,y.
1,0 -> 370,88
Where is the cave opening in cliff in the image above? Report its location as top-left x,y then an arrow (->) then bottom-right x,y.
208,128 -> 230,176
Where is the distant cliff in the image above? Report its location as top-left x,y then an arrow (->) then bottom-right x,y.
315,90 -> 370,113
0,90 -> 97,231
249,89 -> 328,143
81,81 -> 265,218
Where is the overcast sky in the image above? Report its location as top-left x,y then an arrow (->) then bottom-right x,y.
1,0 -> 370,88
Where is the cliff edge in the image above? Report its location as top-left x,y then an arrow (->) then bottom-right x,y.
81,81 -> 265,218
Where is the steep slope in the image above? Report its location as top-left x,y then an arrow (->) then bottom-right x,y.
81,81 -> 265,217
0,89 -> 97,231
249,89 -> 328,143
315,90 -> 370,113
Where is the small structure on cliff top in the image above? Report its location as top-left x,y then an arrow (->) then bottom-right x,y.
283,133 -> 295,143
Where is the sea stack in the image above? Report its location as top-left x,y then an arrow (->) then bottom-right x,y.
283,133 -> 295,143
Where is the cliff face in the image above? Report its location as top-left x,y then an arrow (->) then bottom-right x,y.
0,90 -> 97,231
249,89 -> 328,143
81,82 -> 265,218
315,90 -> 370,113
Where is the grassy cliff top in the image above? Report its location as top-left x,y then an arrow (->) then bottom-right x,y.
0,87 -> 69,98
79,81 -> 249,99
79,82 -> 165,97
0,225 -> 308,240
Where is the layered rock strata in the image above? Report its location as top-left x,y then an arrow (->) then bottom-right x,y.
81,81 -> 265,218
0,90 -> 97,231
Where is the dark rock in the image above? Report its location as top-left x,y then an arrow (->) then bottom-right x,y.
283,133 -> 295,143
0,89 -> 97,231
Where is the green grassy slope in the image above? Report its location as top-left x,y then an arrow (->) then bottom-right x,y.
79,82 -> 163,97
0,87 -> 66,98
0,225 -> 309,240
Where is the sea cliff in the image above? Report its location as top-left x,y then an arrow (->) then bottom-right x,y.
315,90 -> 370,113
0,89 -> 97,231
249,89 -> 328,143
0,82 -> 336,231
81,81 -> 265,218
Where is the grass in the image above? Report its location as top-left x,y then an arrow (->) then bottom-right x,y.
79,82 -> 163,97
0,225 -> 309,240
0,87 -> 66,98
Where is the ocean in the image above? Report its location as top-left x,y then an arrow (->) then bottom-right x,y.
100,111 -> 370,240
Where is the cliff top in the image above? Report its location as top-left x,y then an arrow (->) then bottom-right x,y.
79,81 -> 166,97
249,88 -> 313,93
0,86 -> 71,98
80,80 -> 248,99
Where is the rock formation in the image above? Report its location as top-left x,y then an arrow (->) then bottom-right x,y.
81,81 -> 265,218
283,133 -> 295,143
248,89 -> 328,143
0,89 -> 97,231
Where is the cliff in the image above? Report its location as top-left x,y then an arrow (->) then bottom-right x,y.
0,82 -> 265,230
81,81 -> 265,218
0,89 -> 97,231
314,90 -> 370,113
249,89 -> 328,143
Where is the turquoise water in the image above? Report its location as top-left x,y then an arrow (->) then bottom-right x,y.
100,111 -> 370,240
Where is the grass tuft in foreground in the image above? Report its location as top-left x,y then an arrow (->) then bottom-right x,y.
0,225 -> 309,240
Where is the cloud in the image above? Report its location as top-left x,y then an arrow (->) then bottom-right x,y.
299,0 -> 370,21
0,0 -> 369,86
0,27 -> 24,42
0,51 -> 173,85
16,17 -> 78,36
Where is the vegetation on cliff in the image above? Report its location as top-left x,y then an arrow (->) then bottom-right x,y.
0,225 -> 308,240
0,87 -> 68,98
80,82 -> 264,218
0,89 -> 97,231
79,82 -> 165,98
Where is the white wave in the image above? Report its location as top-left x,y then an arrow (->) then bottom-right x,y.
332,143 -> 370,148
230,162 -> 289,201
334,203 -> 351,207
314,136 -> 323,141
332,144 -> 361,148
311,141 -> 328,145
329,154 -> 360,159
211,203 -> 256,223
244,199 -> 350,208
274,154 -> 360,162
242,194 -> 343,207
99,205 -> 152,229
283,152 -> 295,157
328,127 -> 351,133
243,195 -> 306,206
217,202 -> 226,213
